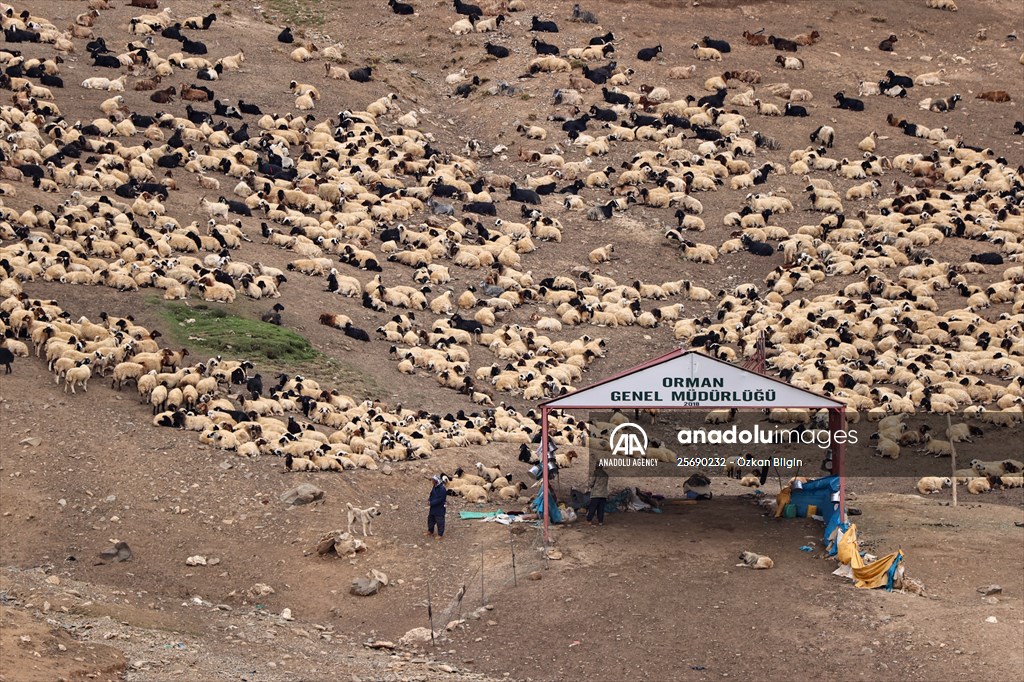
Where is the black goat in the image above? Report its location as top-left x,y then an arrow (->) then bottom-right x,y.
389,0 -> 415,14
349,66 -> 372,82
784,102 -> 809,117
0,347 -> 13,373
697,88 -> 726,108
509,183 -> 541,204
602,87 -> 631,105
532,37 -> 560,54
884,70 -> 914,88
589,105 -> 618,121
181,36 -> 208,55
589,31 -> 614,45
237,99 -> 262,115
485,42 -> 509,58
701,36 -> 731,53
463,201 -> 497,216
451,315 -> 484,335
878,34 -> 897,51
742,234 -> 774,256
455,0 -> 482,16
768,36 -> 798,52
834,92 -> 865,111
91,53 -> 121,68
277,27 -> 293,43
531,16 -> 559,32
928,93 -> 961,112
637,44 -> 662,61
214,99 -> 242,118
344,323 -> 371,342
185,13 -> 218,29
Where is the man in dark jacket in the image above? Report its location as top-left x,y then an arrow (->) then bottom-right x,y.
586,463 -> 609,526
427,475 -> 447,539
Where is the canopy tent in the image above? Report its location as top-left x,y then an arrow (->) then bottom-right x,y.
537,349 -> 849,540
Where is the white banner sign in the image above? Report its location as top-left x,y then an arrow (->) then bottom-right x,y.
543,350 -> 842,410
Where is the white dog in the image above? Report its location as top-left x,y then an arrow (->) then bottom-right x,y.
346,503 -> 381,537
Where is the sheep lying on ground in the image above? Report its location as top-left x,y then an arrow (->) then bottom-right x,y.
916,476 -> 951,494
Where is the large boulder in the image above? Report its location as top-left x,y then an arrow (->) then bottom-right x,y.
280,483 -> 324,506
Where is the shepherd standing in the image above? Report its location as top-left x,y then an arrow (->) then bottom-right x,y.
426,475 -> 447,540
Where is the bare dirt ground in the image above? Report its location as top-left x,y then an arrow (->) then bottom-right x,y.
2,0 -> 1024,679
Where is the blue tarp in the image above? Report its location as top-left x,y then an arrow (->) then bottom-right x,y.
790,476 -> 844,552
531,488 -> 562,523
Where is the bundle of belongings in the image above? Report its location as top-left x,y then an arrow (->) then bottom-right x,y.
683,473 -> 712,500
570,487 -> 665,514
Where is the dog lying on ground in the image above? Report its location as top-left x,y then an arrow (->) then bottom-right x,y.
738,550 -> 774,569
346,503 -> 381,536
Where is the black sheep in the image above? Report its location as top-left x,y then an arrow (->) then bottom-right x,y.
485,42 -> 509,58
582,64 -> 612,84
1013,121 -> 1024,135
246,373 -> 264,396
214,100 -> 242,118
637,44 -> 662,61
277,27 -> 293,43
531,16 -> 559,32
588,31 -> 614,45
451,314 -> 483,335
0,347 -> 13,374
834,92 -> 865,111
40,73 -> 64,88
969,252 -> 1004,265
389,0 -> 415,14
344,323 -> 371,342
589,105 -> 618,121
701,36 -> 731,53
784,102 -> 809,117
161,23 -> 184,40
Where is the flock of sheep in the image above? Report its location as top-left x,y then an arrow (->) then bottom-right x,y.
0,0 -> 1022,502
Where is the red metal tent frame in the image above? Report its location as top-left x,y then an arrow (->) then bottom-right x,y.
537,348 -> 848,542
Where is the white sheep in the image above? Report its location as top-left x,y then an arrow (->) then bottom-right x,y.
64,362 -> 91,394
692,45 -> 722,61
916,476 -> 950,494
476,462 -> 502,482
966,477 -> 990,494
588,243 -> 614,264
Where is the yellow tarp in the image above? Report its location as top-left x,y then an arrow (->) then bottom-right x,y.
853,550 -> 903,589
836,523 -> 864,569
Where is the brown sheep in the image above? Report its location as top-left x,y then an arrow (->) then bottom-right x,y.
976,90 -> 1011,102
792,30 -> 820,45
180,84 -> 211,102
149,86 -> 175,103
134,75 -> 163,91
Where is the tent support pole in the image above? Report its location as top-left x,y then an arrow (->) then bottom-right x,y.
834,407 -> 847,522
541,406 -> 550,544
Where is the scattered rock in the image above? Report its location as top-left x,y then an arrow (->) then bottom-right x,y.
99,541 -> 132,563
19,437 -> 41,447
185,555 -> 207,566
45,576 -> 60,585
977,584 -> 1002,596
399,627 -> 436,646
528,571 -> 542,581
445,619 -> 464,631
985,616 -> 998,624
546,549 -> 563,560
365,640 -> 395,650
350,577 -> 381,597
247,583 -> 275,599
370,569 -> 389,586
280,483 -> 324,506
280,608 -> 294,621
982,596 -> 999,605
381,464 -> 393,476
